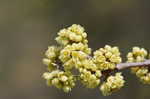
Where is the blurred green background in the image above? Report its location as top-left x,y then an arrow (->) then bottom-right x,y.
1,0 -> 150,99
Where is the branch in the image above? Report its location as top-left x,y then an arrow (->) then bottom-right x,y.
116,60 -> 150,70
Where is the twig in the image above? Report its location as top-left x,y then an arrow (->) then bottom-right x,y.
116,60 -> 150,70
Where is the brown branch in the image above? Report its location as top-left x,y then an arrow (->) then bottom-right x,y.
116,60 -> 150,70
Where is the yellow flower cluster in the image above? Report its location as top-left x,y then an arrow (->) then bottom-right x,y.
43,46 -> 60,71
136,67 -> 150,84
100,73 -> 125,96
93,45 -> 124,95
79,68 -> 102,88
127,47 -> 150,84
127,47 -> 147,63
93,45 -> 122,70
42,24 -> 125,95
59,43 -> 91,70
78,59 -> 97,71
56,24 -> 88,46
43,70 -> 76,92
43,24 -> 92,92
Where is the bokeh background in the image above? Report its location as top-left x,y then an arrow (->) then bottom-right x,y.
1,0 -> 150,99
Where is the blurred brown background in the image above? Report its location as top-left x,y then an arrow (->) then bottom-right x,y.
1,0 -> 150,99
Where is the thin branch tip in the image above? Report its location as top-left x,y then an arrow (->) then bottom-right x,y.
116,60 -> 150,70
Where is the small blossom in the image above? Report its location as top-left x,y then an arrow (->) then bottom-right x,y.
127,47 -> 150,84
43,46 -> 61,71
93,45 -> 122,70
80,69 -> 101,88
43,70 -> 76,92
56,24 -> 88,46
100,73 -> 125,96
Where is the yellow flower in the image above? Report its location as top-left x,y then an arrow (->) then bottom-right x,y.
56,24 -> 88,46
100,73 -> 125,96
80,69 -> 101,88
43,70 -> 76,92
127,47 -> 150,84
94,45 -> 122,70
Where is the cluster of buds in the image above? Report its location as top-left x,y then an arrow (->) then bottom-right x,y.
55,24 -> 88,45
100,73 -> 124,96
42,24 -> 150,96
43,46 -> 60,71
93,45 -> 122,70
43,70 -> 76,92
127,47 -> 150,84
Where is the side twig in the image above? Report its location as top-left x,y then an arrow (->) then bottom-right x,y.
116,60 -> 150,70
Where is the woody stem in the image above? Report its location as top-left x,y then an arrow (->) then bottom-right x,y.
116,60 -> 150,70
